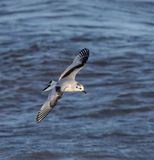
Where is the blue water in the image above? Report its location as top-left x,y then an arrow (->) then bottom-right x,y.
0,0 -> 154,159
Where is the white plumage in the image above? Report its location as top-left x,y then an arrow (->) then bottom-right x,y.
36,48 -> 89,123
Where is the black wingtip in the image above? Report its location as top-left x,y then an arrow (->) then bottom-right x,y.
36,112 -> 45,123
80,48 -> 89,54
36,112 -> 42,123
79,48 -> 89,64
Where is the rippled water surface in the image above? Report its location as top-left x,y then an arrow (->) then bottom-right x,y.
0,0 -> 154,159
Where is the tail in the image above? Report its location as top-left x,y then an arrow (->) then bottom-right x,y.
42,80 -> 57,92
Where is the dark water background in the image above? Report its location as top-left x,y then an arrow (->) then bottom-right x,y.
0,0 -> 154,159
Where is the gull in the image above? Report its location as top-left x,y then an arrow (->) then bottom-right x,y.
36,48 -> 89,123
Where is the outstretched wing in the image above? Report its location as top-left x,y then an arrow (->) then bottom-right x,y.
36,88 -> 61,123
59,48 -> 89,80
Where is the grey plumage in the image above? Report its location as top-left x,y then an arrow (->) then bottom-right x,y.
36,88 -> 63,122
36,48 -> 89,123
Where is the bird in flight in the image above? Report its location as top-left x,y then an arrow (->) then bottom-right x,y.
36,48 -> 89,123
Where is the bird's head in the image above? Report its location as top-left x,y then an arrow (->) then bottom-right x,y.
75,82 -> 86,94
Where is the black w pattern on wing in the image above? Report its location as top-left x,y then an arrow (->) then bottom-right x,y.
61,48 -> 89,79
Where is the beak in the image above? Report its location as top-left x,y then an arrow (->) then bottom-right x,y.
82,90 -> 87,94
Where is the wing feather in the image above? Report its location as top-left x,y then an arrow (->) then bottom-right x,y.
59,48 -> 89,80
36,88 -> 61,123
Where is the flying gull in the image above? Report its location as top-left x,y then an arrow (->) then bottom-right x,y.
36,48 -> 89,123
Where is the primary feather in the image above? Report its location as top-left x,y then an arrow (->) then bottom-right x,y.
36,88 -> 62,123
59,48 -> 89,80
